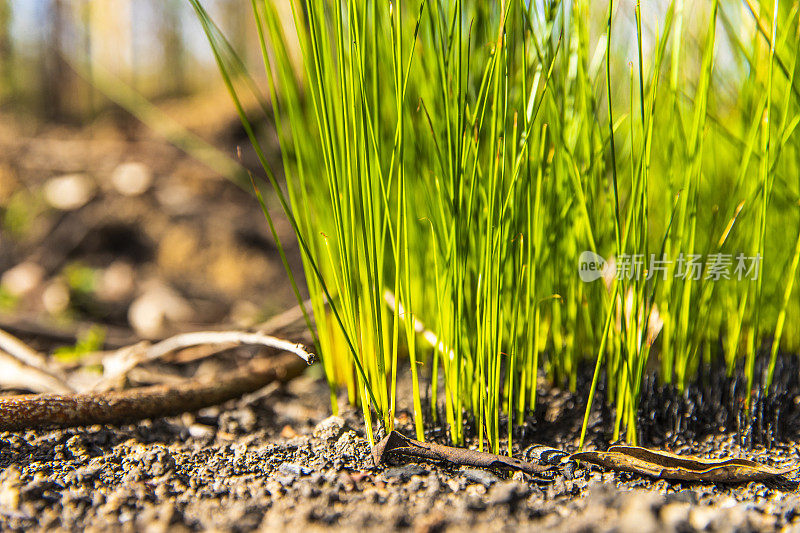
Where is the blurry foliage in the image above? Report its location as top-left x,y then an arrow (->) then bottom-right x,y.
0,285 -> 19,312
63,262 -> 97,297
53,324 -> 105,362
2,189 -> 44,239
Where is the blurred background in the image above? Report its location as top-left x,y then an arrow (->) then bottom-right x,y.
0,0 -> 302,349
1,0 -> 257,119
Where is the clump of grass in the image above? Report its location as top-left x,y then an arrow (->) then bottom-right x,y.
192,0 -> 800,449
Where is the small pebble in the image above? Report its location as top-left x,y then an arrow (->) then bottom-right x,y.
461,468 -> 499,488
44,173 -> 94,210
425,474 -> 441,498
111,162 -> 152,197
383,464 -> 426,481
488,481 -> 527,506
97,261 -> 135,302
41,279 -> 70,314
0,465 -> 22,510
0,261 -> 44,297
465,493 -> 487,511
278,462 -> 312,477
338,472 -> 357,492
128,281 -> 192,338
313,416 -> 347,442
665,489 -> 698,505
280,425 -> 299,439
689,506 -> 721,530
276,474 -> 295,487
187,424 -> 215,440
334,431 -> 359,458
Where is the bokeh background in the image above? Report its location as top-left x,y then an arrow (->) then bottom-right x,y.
0,0 -> 303,347
1,0 -> 260,118
0,0 -> 796,367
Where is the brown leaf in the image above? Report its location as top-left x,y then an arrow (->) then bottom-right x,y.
373,431 -> 555,477
571,445 -> 798,483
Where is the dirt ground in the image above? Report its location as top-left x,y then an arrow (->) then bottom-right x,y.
2,375 -> 800,532
1,107 -> 800,532
0,102 -> 298,344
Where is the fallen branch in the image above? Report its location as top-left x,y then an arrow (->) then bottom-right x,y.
0,351 -> 309,431
0,327 -> 50,368
96,330 -> 315,391
144,331 -> 314,363
373,430 -> 556,477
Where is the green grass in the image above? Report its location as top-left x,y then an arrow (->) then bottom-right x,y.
192,0 -> 800,450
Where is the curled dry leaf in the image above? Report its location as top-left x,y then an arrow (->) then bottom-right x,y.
571,445 -> 799,483
373,431 -> 556,478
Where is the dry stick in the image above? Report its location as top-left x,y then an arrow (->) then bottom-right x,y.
256,296 -> 318,334
0,328 -> 74,393
0,351 -> 75,394
0,326 -> 315,430
143,331 -> 314,363
149,301 -> 319,366
0,328 -> 68,378
383,290 -> 453,358
0,351 -> 310,431
96,330 -> 315,391
373,431 -> 556,477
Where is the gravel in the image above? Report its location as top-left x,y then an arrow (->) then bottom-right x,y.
0,374 -> 799,532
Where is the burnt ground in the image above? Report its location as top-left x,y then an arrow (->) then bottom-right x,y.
1,106 -> 800,532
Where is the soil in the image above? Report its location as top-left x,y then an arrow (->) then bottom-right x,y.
2,377 -> 800,532
0,102 -> 298,344
1,106 -> 800,532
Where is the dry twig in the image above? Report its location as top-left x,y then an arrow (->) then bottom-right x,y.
0,325 -> 315,431
96,330 -> 314,390
0,351 -> 309,431
0,328 -> 73,393
0,351 -> 74,394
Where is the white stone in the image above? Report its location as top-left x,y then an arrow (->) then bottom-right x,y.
97,261 -> 135,302
111,162 -> 152,197
128,281 -> 192,338
42,279 -> 70,314
1,261 -> 44,297
43,173 -> 94,210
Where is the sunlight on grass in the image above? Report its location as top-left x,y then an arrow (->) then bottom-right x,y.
192,0 -> 800,450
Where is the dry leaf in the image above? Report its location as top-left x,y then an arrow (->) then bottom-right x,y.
373,431 -> 555,477
571,445 -> 798,483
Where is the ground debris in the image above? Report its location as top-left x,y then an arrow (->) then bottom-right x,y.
372,430 -> 556,478
572,445 -> 799,484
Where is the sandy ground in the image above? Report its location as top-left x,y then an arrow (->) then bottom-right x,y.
1,372 -> 800,532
